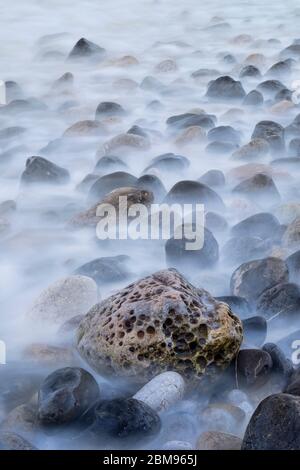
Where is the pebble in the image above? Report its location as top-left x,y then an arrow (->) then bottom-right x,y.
133,372 -> 186,412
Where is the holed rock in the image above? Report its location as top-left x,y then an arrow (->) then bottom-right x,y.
230,257 -> 289,303
242,393 -> 300,450
76,269 -> 243,384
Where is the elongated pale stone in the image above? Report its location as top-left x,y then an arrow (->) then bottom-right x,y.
133,371 -> 185,413
0,80 -> 6,105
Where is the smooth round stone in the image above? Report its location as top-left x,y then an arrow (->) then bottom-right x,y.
242,316 -> 267,347
38,367 -> 99,426
133,372 -> 186,413
88,398 -> 161,441
27,275 -> 98,325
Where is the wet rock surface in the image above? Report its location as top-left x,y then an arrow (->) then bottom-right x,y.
77,269 -> 242,384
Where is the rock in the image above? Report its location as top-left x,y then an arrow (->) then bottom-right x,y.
267,60 -> 292,77
244,53 -> 266,68
239,65 -> 261,78
76,269 -> 243,384
21,156 -> 70,185
57,315 -> 84,343
286,249 -> 300,280
227,163 -> 273,184
231,212 -> 281,240
237,349 -> 273,388
199,170 -> 225,188
162,440 -> 193,450
0,403 -> 37,435
63,120 -> 105,137
38,367 -> 99,425
231,139 -> 269,160
144,153 -> 189,173
95,102 -> 125,118
23,343 -> 74,366
197,431 -> 242,450
277,330 -> 300,360
88,171 -> 138,201
206,141 -> 238,155
94,155 -> 127,173
110,55 -> 139,67
243,90 -> 264,106
251,120 -> 285,152
280,43 -> 300,59
205,212 -> 228,233
101,133 -> 151,155
262,343 -> 293,378
274,203 -> 300,225
76,174 -> 99,193
69,187 -> 153,228
206,76 -> 246,101
230,257 -> 289,302
175,126 -> 206,146
86,398 -> 161,441
27,275 -> 98,325
207,126 -> 241,145
140,76 -> 165,92
256,283 -> 300,320
274,88 -> 292,102
289,138 -> 300,157
165,227 -> 219,270
133,371 -> 185,412
285,378 -> 300,396
199,403 -> 245,433
52,72 -> 74,92
270,99 -> 294,115
68,38 -> 106,60
242,393 -> 300,449
137,174 -> 166,201
0,366 -> 42,414
232,173 -> 280,205
165,180 -> 225,211
222,236 -> 271,265
74,255 -> 130,285
242,317 -> 267,347
166,113 -> 216,131
0,432 -> 37,450
215,296 -> 252,319
283,217 -> 300,249
155,59 -> 178,73
257,80 -> 286,98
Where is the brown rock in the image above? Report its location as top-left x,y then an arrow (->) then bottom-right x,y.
77,269 -> 243,385
63,120 -> 105,137
197,430 -> 242,450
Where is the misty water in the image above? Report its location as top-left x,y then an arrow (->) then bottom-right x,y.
1,0 -> 300,450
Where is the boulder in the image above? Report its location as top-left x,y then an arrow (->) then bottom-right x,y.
76,269 -> 243,384
242,393 -> 300,449
206,76 -> 246,100
68,38 -> 106,60
21,156 -> 70,185
165,180 -> 225,211
197,430 -> 242,450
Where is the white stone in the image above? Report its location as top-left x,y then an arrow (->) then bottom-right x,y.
27,275 -> 98,325
133,371 -> 185,412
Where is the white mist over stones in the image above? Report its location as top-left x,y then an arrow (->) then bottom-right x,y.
76,269 -> 243,385
3,0 -> 300,451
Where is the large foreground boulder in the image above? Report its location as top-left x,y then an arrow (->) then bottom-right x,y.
77,269 -> 242,385
242,394 -> 300,450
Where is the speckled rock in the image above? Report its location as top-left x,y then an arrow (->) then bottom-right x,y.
197,430 -> 242,450
63,120 -> 105,137
0,431 -> 37,450
133,371 -> 186,412
77,269 -> 243,384
27,275 -> 98,325
230,257 -> 289,302
231,139 -> 269,160
283,217 -> 300,249
100,133 -> 151,155
242,393 -> 300,450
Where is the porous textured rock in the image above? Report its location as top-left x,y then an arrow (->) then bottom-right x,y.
27,275 -> 98,325
77,269 -> 243,384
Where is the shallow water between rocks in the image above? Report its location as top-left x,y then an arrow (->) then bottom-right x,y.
1,0 -> 300,450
